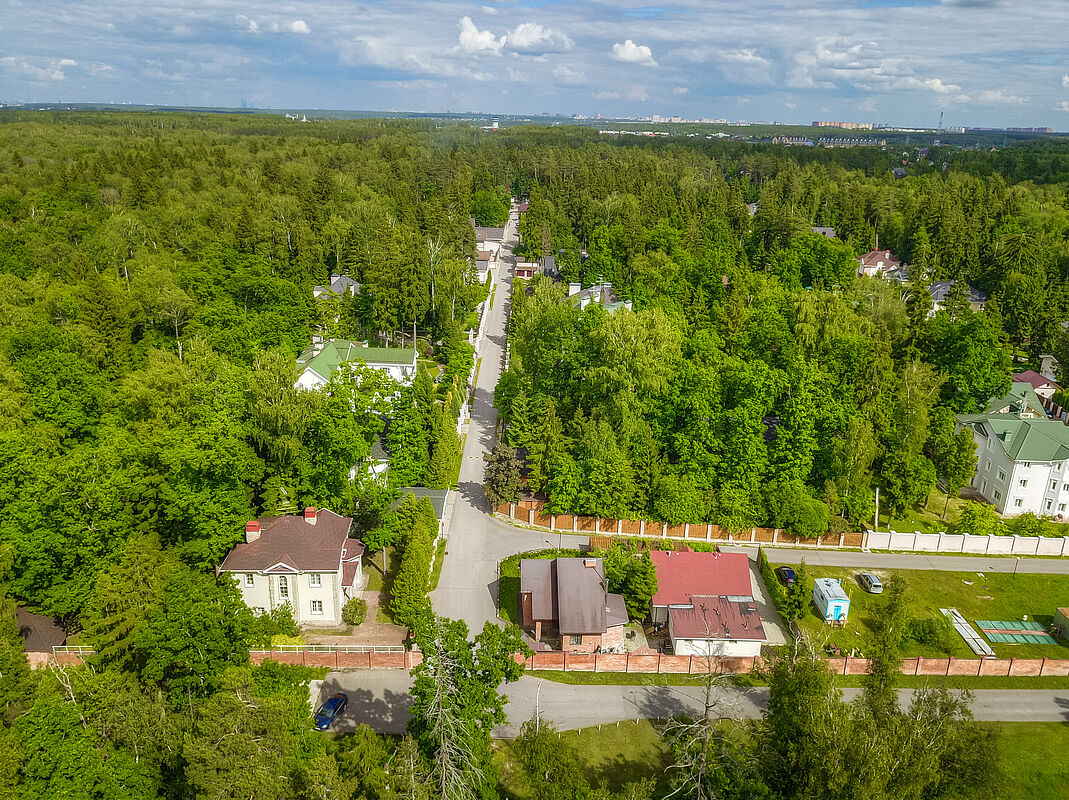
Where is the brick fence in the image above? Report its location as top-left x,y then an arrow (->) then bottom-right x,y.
496,501 -> 864,548
496,501 -> 1069,556
44,646 -> 1069,678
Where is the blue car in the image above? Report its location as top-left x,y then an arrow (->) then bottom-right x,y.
313,692 -> 349,731
775,566 -> 796,587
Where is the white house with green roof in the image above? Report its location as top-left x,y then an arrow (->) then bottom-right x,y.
957,411 -> 1069,517
295,339 -> 417,390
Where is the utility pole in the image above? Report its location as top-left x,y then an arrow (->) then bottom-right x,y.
874,486 -> 880,532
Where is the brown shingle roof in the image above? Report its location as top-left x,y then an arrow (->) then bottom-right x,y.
669,596 -> 766,641
219,510 -> 354,572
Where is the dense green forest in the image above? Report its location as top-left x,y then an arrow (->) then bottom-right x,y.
0,110 -> 1060,798
494,129 -> 1069,534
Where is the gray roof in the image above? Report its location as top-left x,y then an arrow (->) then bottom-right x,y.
520,559 -> 557,621
928,280 -> 987,305
811,227 -> 836,239
314,274 -> 361,297
555,558 -> 627,635
474,226 -> 505,241
394,487 -> 449,520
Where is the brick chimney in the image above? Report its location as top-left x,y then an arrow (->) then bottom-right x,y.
304,507 -> 317,525
245,520 -> 261,543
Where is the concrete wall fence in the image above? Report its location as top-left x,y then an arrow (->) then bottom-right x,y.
496,502 -> 1069,556
42,646 -> 1069,678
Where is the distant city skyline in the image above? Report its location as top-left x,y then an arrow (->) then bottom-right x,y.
2,0 -> 1068,129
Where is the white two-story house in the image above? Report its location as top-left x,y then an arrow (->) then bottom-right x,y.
958,412 -> 1069,519
295,339 -> 417,390
217,507 -> 365,626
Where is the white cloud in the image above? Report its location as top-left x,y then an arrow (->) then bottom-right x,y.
1056,101 -> 1069,112
552,64 -> 586,85
458,16 -> 504,55
673,86 -> 689,95
235,14 -> 259,34
481,5 -> 498,14
611,39 -> 657,67
286,20 -> 311,35
506,22 -> 572,54
1062,74 -> 1069,89
974,89 -> 1027,104
858,97 -> 877,113
596,85 -> 650,102
0,56 -> 72,81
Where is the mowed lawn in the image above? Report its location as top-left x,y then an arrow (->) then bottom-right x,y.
783,565 -> 1069,660
494,720 -> 1069,799
494,719 -> 672,799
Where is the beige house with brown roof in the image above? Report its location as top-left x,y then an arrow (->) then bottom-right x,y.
218,507 -> 364,626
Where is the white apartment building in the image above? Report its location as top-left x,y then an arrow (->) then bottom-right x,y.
217,507 -> 364,626
958,413 -> 1069,518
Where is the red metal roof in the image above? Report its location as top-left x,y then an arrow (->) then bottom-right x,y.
219,509 -> 354,572
669,596 -> 766,641
651,550 -> 753,606
1013,370 -> 1059,390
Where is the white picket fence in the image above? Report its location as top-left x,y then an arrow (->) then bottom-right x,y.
865,529 -> 1069,556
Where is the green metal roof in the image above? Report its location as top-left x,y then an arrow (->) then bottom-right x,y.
984,382 -> 1046,418
958,413 -> 1069,463
297,340 -> 416,380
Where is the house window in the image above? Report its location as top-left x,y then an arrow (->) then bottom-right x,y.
253,607 -> 265,616
1046,500 -> 1053,511
985,460 -> 991,472
1063,484 -> 1069,492
1060,504 -> 1066,512
1052,481 -> 1059,492
994,490 -> 1002,501
569,635 -> 583,646
1014,499 -> 1023,508
981,480 -> 987,493
309,573 -> 322,588
1023,462 -> 1032,468
244,573 -> 254,587
310,600 -> 324,615
998,470 -> 1007,481
278,576 -> 289,599
1019,479 -> 1028,488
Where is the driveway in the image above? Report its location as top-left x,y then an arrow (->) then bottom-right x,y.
316,672 -> 1069,736
752,547 -> 1069,575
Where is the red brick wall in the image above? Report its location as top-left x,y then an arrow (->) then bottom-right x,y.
979,658 -> 1011,676
305,652 -> 338,668
565,653 -> 596,671
1041,659 -> 1069,677
1008,658 -> 1044,677
336,652 -> 373,668
947,658 -> 982,676
595,653 -> 628,672
531,652 -> 565,670
627,654 -> 660,673
916,657 -> 951,676
370,652 -> 405,669
601,625 -> 625,648
844,657 -> 872,675
659,655 -> 691,673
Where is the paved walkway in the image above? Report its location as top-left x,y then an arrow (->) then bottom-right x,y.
318,672 -> 1069,736
429,206 -> 588,633
305,591 -> 407,646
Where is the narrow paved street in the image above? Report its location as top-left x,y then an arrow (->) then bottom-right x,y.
318,672 -> 1069,736
753,546 -> 1069,575
429,206 -> 587,633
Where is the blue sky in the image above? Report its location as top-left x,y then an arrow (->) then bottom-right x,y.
2,0 -> 1067,127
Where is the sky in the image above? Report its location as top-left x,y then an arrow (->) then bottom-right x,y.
2,0 -> 1068,128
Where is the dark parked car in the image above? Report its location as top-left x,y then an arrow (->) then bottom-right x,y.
775,566 -> 796,586
313,692 -> 349,731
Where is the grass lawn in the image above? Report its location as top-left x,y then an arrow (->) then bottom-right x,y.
364,548 -> 401,625
786,564 -> 1069,660
883,485 -> 972,533
491,719 -> 1069,800
494,719 -> 671,799
428,538 -> 446,592
990,722 -> 1069,798
499,549 -> 584,625
416,358 -> 441,380
448,433 -> 466,489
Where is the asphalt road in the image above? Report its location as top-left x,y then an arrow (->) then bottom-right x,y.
753,547 -> 1069,575
429,207 -> 587,632
317,672 -> 1069,736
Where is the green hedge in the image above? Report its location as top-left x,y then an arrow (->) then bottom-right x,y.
758,548 -> 791,619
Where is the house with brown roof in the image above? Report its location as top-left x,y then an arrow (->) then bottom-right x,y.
650,549 -> 766,657
858,249 -> 902,278
218,507 -> 364,626
1013,370 -> 1061,400
519,557 -> 628,653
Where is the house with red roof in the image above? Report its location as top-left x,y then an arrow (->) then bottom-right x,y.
1013,370 -> 1061,400
651,549 -> 766,658
218,507 -> 364,627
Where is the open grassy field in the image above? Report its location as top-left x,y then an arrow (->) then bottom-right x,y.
493,719 -> 1069,799
494,718 -> 671,799
785,564 -> 1069,660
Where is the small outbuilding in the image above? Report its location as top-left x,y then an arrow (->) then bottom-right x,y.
812,578 -> 850,624
1055,607 -> 1069,640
